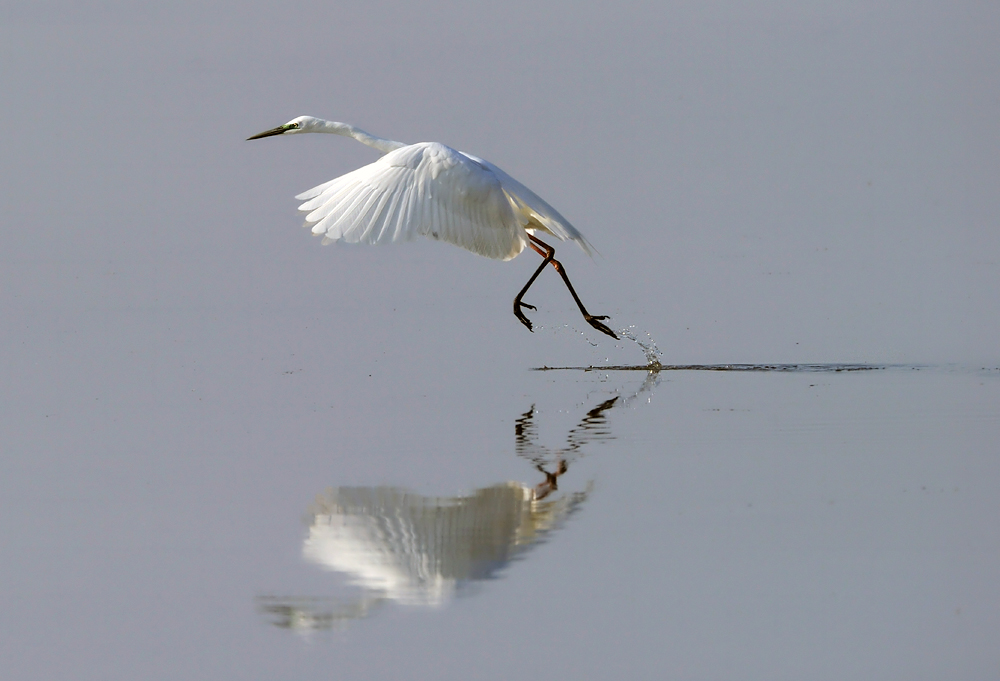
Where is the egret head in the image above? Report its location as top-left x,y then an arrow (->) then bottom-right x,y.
247,116 -> 319,140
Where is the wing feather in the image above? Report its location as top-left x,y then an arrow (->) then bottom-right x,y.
460,153 -> 594,256
297,143 -> 527,261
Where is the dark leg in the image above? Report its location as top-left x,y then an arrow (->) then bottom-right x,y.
533,459 -> 569,501
512,235 -> 618,339
512,241 -> 555,332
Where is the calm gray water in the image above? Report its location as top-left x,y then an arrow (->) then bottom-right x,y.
3,2 -> 998,679
4,357 -> 998,680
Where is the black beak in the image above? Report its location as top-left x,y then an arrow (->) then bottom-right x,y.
247,126 -> 287,141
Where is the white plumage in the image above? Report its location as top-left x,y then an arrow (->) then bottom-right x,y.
248,116 -> 615,338
299,143 -> 526,260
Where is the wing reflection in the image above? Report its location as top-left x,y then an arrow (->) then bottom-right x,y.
259,376 -> 656,632
301,481 -> 589,605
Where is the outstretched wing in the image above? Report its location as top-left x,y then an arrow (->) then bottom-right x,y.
461,153 -> 594,257
296,143 -> 528,261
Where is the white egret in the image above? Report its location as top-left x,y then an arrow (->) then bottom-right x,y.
247,116 -> 617,339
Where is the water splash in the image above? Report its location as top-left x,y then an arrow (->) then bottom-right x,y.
616,326 -> 663,368
534,322 -> 663,367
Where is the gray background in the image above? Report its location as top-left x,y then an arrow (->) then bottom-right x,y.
2,1 -> 998,679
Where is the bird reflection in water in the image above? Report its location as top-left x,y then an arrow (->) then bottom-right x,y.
517,396 -> 618,500
258,378 -> 656,633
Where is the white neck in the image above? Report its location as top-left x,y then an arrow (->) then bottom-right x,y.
315,119 -> 406,154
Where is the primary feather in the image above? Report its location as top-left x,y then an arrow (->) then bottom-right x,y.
297,142 -> 530,261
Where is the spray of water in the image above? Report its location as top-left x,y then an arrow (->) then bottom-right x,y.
534,322 -> 664,369
616,326 -> 663,368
